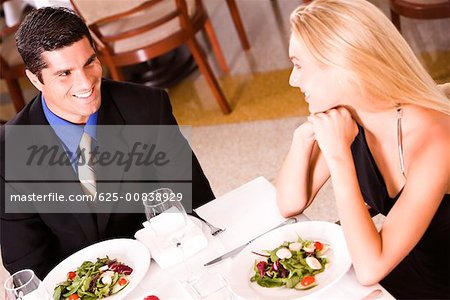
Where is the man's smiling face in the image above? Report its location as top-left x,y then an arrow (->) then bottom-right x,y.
26,37 -> 102,124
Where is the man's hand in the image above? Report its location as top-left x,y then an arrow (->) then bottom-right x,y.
307,107 -> 358,163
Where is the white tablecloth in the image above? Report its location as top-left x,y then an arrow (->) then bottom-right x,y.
127,177 -> 396,299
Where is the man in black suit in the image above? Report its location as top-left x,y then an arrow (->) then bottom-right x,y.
0,7 -> 214,279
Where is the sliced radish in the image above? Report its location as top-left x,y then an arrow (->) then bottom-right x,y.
288,242 -> 302,252
276,248 -> 292,259
305,256 -> 322,270
302,242 -> 315,253
99,265 -> 109,272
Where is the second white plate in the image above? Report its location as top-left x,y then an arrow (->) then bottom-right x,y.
228,221 -> 352,300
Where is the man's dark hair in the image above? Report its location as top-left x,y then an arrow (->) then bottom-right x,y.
15,7 -> 94,83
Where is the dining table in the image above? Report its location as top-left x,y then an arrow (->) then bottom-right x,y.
126,176 -> 396,300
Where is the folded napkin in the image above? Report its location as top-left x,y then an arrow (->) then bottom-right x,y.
195,177 -> 291,249
148,206 -> 186,236
134,217 -> 207,269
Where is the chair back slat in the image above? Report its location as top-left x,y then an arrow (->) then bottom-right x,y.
0,22 -> 23,72
92,0 -> 165,26
70,0 -> 156,25
100,11 -> 179,43
0,24 -> 20,39
71,0 -> 191,47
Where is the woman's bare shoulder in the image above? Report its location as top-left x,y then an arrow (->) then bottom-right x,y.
409,107 -> 450,141
405,106 -> 449,176
405,105 -> 449,147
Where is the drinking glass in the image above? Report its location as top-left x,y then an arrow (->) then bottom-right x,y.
4,269 -> 51,300
144,187 -> 199,284
143,187 -> 187,245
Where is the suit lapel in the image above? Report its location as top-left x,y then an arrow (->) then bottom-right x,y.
27,95 -> 99,241
95,83 -> 127,237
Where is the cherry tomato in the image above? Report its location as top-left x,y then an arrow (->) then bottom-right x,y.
68,294 -> 80,300
118,277 -> 128,286
144,296 -> 160,300
300,275 -> 315,287
314,241 -> 324,251
67,271 -> 76,280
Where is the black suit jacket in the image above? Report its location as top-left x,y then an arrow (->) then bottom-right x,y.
0,79 -> 214,278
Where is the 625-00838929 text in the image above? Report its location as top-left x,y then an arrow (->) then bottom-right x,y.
9,191 -> 184,203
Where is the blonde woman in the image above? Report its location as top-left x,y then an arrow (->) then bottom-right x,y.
276,0 -> 449,298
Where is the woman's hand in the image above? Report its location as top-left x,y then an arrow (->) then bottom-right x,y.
293,120 -> 316,145
307,107 -> 358,162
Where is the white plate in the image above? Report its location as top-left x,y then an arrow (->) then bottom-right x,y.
229,221 -> 352,300
43,238 -> 150,300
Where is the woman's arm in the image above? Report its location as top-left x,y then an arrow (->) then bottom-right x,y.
276,120 -> 330,217
309,107 -> 449,285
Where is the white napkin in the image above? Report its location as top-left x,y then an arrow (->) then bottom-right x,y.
195,177 -> 294,249
134,217 -> 207,269
148,206 -> 186,236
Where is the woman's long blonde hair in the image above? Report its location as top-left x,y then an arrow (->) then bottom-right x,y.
290,0 -> 449,114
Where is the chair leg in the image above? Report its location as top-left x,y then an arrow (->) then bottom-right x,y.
204,18 -> 229,73
186,38 -> 231,114
108,66 -> 125,81
5,78 -> 25,112
225,0 -> 250,50
99,51 -> 125,81
390,9 -> 401,32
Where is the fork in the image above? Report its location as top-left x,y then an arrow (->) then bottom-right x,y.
191,210 -> 225,236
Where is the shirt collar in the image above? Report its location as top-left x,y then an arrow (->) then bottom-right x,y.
41,95 -> 98,155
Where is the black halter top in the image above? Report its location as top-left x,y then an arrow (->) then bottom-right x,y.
350,125 -> 449,298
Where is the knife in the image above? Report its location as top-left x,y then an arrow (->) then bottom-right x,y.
204,218 -> 297,266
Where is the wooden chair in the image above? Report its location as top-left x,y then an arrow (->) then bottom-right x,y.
0,16 -> 26,112
225,0 -> 250,50
70,0 -> 232,114
389,0 -> 450,32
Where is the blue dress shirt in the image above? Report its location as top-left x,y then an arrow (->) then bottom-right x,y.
41,96 -> 98,172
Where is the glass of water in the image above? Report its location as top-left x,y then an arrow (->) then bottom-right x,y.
143,187 -> 188,244
4,269 -> 51,300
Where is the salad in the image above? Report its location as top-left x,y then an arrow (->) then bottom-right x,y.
53,257 -> 133,300
250,237 -> 330,290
